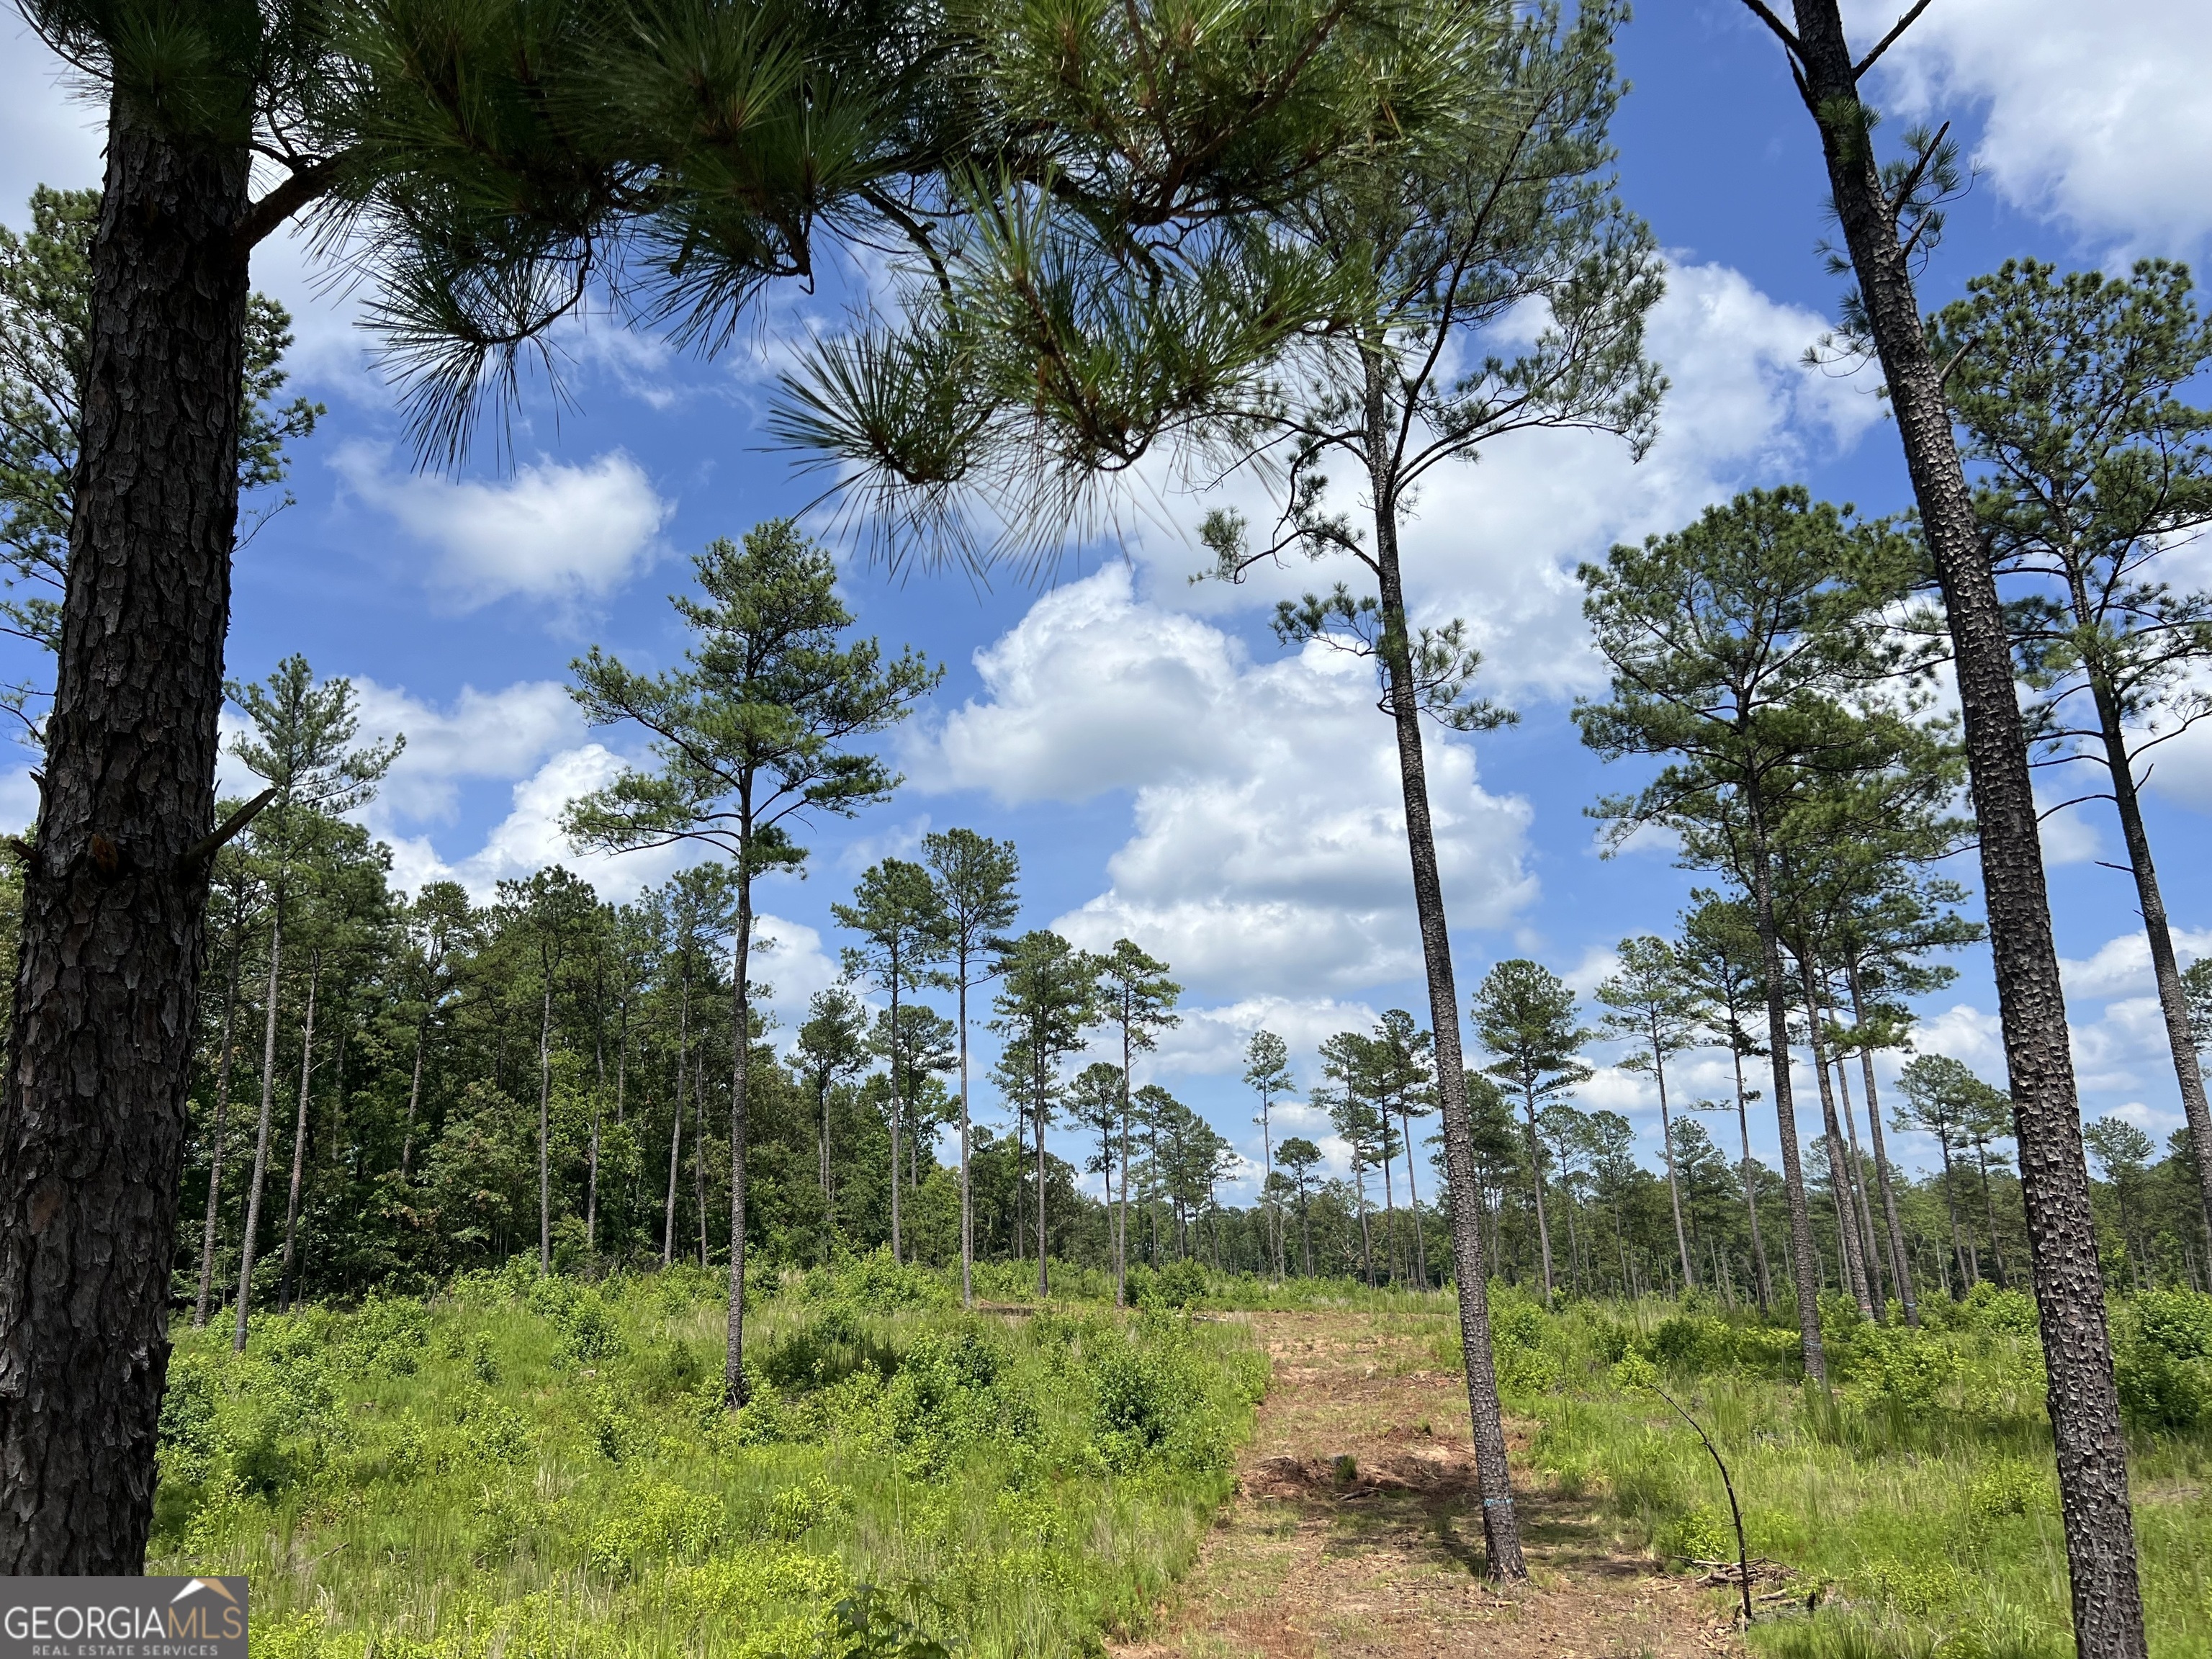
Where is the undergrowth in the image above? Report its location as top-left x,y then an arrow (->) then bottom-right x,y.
156,1254 -> 1267,1658
161,1256 -> 2212,1658
1450,1281 -> 2212,1659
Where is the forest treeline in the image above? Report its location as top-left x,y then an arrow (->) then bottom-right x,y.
6,0 -> 2212,1642
85,732 -> 2212,1339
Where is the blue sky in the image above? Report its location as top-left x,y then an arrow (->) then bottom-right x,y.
5,0 -> 2211,1200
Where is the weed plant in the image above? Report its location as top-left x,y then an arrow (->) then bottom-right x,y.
155,1253 -> 1266,1658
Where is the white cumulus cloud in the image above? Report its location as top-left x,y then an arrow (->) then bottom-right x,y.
350,678 -> 584,824
1129,261 -> 1885,705
912,566 -> 1534,999
1843,0 -> 2212,258
333,444 -> 672,615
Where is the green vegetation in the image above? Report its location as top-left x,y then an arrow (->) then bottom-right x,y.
153,1257 -> 1264,1658
1454,1284 -> 2212,1659
161,1257 -> 2212,1658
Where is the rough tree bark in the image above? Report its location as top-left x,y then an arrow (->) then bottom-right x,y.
1367,358 -> 1526,1580
1765,6 -> 2148,1650
1728,1039 -> 1774,1310
0,98 -> 255,1572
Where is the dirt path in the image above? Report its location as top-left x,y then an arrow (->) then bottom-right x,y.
1118,1310 -> 1744,1659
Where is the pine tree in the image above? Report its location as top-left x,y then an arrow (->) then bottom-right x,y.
986,931 -> 1097,1295
1576,485 -> 1918,1377
1933,258 -> 2212,1257
226,657 -> 400,1353
2,0 -> 1437,1562
1471,960 -> 1593,1308
1596,938 -> 1705,1292
1733,8 -> 2149,1642
921,828 -> 1020,1305
835,859 -> 950,1265
1276,1138 -> 1323,1277
1244,1031 -> 1295,1280
567,520 -> 938,1403
1095,941 -> 1180,1303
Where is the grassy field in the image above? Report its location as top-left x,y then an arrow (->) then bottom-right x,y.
1462,1283 -> 2212,1659
154,1256 -> 1265,1658
156,1263 -> 2212,1658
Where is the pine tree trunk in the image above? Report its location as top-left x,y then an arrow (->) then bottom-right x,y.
1116,1020 -> 1132,1306
1517,1090 -> 1556,1305
1380,1148 -> 1400,1285
725,876 -> 752,1404
275,956 -> 319,1313
958,968 -> 974,1307
1745,813 -> 1826,1381
400,1014 -> 428,1183
664,974 -> 689,1264
1366,356 -> 1524,1578
537,968 -> 554,1274
1977,1143 -> 2008,1287
1798,948 -> 1873,1318
588,1017 -> 604,1254
1831,1045 -> 1887,1313
1730,1044 -> 1773,1311
235,909 -> 287,1352
1035,1083 -> 1048,1295
0,102 -> 253,1572
1401,1102 -> 1428,1287
1781,10 -> 2144,1646
193,936 -> 246,1328
2086,652 -> 2212,1247
1655,1044 -> 1694,1289
693,1053 -> 709,1267
1936,1132 -> 1968,1294
1846,962 -> 1918,1326
1355,1167 -> 1374,1287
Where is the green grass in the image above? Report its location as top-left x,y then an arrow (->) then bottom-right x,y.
161,1260 -> 2212,1658
155,1254 -> 1267,1658
1460,1285 -> 2212,1659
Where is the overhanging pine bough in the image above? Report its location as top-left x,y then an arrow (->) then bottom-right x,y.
1737,2 -> 2145,1653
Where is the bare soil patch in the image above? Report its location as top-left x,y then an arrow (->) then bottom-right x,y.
1115,1310 -> 1745,1659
